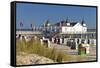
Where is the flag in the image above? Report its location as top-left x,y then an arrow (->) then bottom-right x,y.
30,24 -> 32,28
20,21 -> 23,27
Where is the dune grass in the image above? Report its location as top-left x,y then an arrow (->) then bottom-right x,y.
16,38 -> 89,63
16,38 -> 74,62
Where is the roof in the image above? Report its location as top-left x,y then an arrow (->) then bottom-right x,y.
70,22 -> 77,26
54,21 -> 78,27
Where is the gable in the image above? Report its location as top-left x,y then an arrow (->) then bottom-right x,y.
73,23 -> 83,28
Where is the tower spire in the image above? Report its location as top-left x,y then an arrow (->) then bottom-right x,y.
81,19 -> 85,25
65,17 -> 69,23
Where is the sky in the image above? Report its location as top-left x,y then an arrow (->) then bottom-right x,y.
16,3 -> 97,29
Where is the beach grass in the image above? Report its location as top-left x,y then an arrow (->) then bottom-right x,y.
16,38 -> 89,63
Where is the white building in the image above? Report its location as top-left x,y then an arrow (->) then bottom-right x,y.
62,22 -> 87,34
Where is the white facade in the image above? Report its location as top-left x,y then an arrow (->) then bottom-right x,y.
62,23 -> 87,34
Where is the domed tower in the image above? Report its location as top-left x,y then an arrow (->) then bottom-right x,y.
81,19 -> 86,27
44,20 -> 49,27
81,19 -> 87,34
